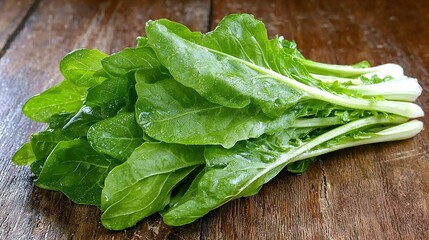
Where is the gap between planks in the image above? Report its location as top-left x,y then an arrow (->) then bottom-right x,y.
0,0 -> 42,59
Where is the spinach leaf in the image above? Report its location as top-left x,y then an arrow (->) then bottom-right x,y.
101,142 -> 204,230
101,47 -> 168,77
136,36 -> 149,48
35,139 -> 120,206
22,79 -> 87,122
27,75 -> 136,174
85,76 -> 134,112
30,129 -> 72,176
88,112 -> 143,161
286,158 -> 317,173
279,38 -> 304,59
48,113 -> 74,129
136,77 -> 299,148
60,49 -> 108,87
62,76 -> 135,138
12,142 -> 36,166
167,167 -> 205,209
60,106 -> 105,138
119,85 -> 138,113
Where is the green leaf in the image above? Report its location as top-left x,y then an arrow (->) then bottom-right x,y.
352,60 -> 371,68
60,49 -> 108,87
30,129 -> 72,176
48,113 -> 74,129
167,167 -> 205,209
35,139 -> 120,206
146,15 -> 306,117
146,15 -> 423,118
279,38 -> 304,59
60,106 -> 106,138
135,71 -> 347,147
61,76 -> 136,138
101,47 -> 168,77
136,77 -> 303,148
101,142 -> 204,230
286,158 -> 317,173
88,112 -> 143,161
360,75 -> 392,85
118,84 -> 138,113
85,76 -> 134,111
162,116 -> 405,226
12,142 -> 36,166
136,36 -> 149,48
22,79 -> 87,122
162,129 -> 300,226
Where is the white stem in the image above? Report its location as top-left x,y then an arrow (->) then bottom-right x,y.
292,117 -> 343,128
295,120 -> 423,161
348,77 -> 423,102
301,59 -> 404,78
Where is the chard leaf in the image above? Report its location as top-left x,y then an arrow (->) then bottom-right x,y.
35,139 -> 120,206
101,142 -> 204,230
22,79 -> 87,122
146,14 -> 306,117
60,49 -> 108,87
101,47 -> 168,77
88,112 -> 143,161
12,142 -> 36,166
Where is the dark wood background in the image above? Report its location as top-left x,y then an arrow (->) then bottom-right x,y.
1,0 -> 428,239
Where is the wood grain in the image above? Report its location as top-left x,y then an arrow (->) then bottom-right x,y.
0,0 -> 428,239
0,0 -> 37,56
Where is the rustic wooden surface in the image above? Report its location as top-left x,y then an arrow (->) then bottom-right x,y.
0,0 -> 428,239
0,0 -> 36,56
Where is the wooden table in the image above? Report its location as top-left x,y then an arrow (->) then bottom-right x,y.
1,0 -> 428,239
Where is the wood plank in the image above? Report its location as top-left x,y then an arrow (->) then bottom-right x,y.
0,0 -> 210,239
209,0 -> 429,239
0,0 -> 37,56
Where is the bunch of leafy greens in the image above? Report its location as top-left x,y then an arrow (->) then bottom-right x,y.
12,14 -> 424,230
